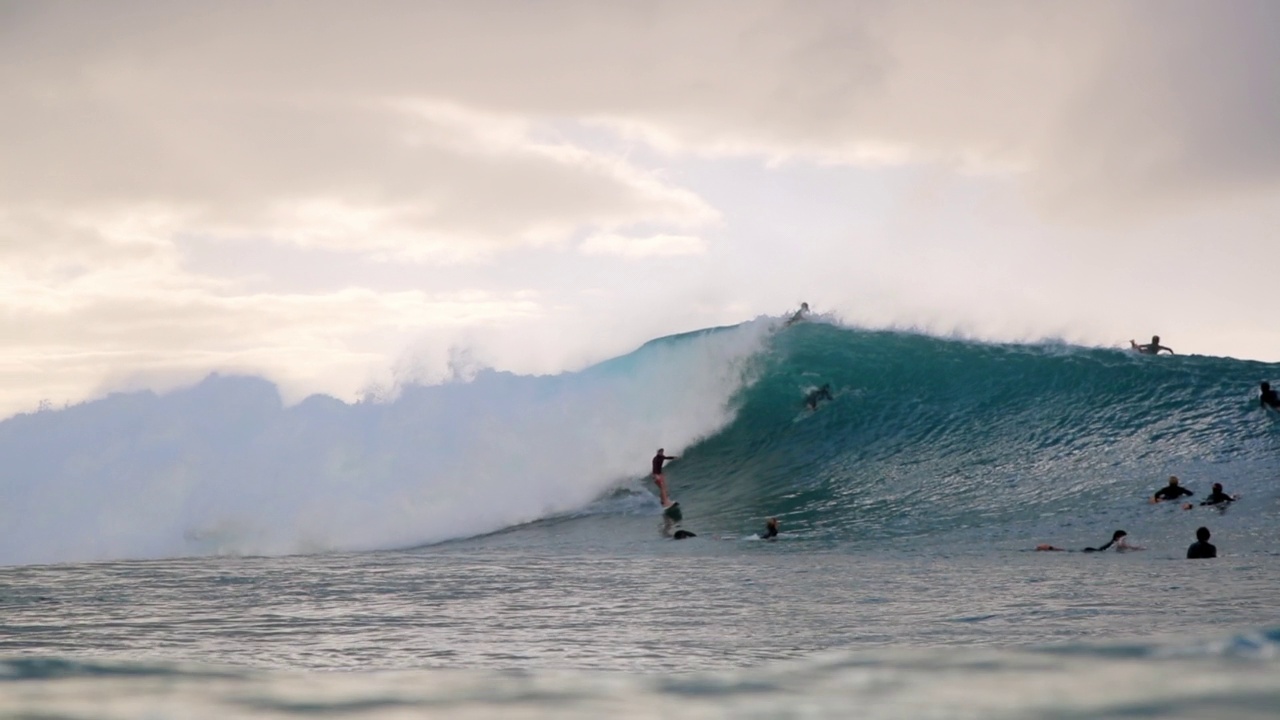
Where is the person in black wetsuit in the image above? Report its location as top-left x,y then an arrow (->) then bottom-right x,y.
1151,476 -> 1194,503
651,448 -> 678,507
1261,382 -> 1280,410
785,302 -> 810,326
1199,482 -> 1236,506
804,384 -> 833,411
758,517 -> 779,540
1187,526 -> 1217,559
1130,335 -> 1174,355
1083,530 -> 1144,552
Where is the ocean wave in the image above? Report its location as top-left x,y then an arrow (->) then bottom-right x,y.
2,318 -> 1278,565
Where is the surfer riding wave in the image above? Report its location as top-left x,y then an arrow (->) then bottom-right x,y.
651,448 -> 677,507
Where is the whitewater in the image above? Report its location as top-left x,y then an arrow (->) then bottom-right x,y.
3,315 -> 1280,718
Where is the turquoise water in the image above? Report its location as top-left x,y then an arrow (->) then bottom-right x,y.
2,316 -> 1280,717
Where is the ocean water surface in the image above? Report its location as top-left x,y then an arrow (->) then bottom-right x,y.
3,316 -> 1279,717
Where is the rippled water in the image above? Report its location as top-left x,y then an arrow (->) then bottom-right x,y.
3,544 -> 1279,717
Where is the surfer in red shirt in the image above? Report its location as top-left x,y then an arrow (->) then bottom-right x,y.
651,448 -> 677,507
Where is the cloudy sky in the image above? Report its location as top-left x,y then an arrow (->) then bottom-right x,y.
3,0 -> 1278,418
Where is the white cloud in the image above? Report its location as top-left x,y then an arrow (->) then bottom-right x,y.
579,233 -> 708,258
2,0 -> 1279,418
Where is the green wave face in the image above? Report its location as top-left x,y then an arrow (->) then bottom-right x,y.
665,322 -> 1280,545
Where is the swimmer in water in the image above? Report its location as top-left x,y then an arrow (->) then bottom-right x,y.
1261,382 -> 1280,410
758,517 -> 779,540
1186,526 -> 1216,558
1083,530 -> 1144,553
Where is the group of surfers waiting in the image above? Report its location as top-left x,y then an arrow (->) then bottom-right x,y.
1038,334 -> 1276,558
1035,475 -> 1236,558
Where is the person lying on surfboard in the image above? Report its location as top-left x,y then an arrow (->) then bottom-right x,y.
1036,530 -> 1144,552
651,448 -> 678,507
1130,335 -> 1173,355
785,302 -> 810,326
1083,530 -> 1144,552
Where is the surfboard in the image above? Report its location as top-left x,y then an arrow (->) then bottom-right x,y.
663,502 -> 683,522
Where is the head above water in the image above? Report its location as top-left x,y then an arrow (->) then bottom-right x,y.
1264,382 -> 1272,391
1111,530 -> 1128,541
1167,476 -> 1180,486
1152,335 -> 1160,343
1196,526 -> 1211,542
1213,482 -> 1223,491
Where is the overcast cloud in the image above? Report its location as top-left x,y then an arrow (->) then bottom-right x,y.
2,0 -> 1278,416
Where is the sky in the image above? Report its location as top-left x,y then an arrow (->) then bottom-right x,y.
3,0 -> 1279,419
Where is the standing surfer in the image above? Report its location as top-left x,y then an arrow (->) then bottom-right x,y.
651,448 -> 678,507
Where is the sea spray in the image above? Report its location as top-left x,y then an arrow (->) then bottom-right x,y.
0,319 -> 777,565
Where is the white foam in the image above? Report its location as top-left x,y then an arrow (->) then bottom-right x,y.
0,320 -> 776,565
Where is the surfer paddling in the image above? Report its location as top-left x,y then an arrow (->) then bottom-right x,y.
1198,482 -> 1237,507
1151,476 -> 1193,504
651,448 -> 678,507
1037,530 -> 1145,552
1130,335 -> 1174,355
785,302 -> 810,327
1083,530 -> 1144,553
